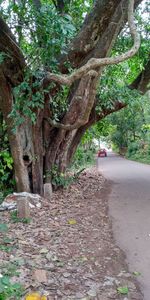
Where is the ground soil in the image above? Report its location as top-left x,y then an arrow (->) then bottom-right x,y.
0,167 -> 143,299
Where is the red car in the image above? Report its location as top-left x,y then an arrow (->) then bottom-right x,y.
98,148 -> 107,157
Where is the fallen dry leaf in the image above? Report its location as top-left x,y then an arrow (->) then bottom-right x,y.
33,269 -> 47,283
68,218 -> 77,225
0,167 -> 143,300
25,292 -> 47,300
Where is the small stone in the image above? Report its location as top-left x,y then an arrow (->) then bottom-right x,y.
46,251 -> 58,262
87,289 -> 97,297
46,252 -> 53,261
56,261 -> 64,267
51,255 -> 58,262
19,240 -> 28,245
105,256 -> 111,260
63,272 -> 70,278
40,248 -> 49,254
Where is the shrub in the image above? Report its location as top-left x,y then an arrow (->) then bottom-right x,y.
0,150 -> 15,194
127,141 -> 139,156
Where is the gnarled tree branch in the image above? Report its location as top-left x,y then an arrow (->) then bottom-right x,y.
46,0 -> 140,86
46,70 -> 98,130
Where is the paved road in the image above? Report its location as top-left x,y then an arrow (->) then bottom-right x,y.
97,152 -> 150,300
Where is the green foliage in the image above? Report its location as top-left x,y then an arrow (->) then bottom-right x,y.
50,86 -> 69,121
82,120 -> 113,144
1,262 -> 20,278
117,286 -> 129,295
71,128 -> 97,170
71,120 -> 113,169
96,6 -> 149,114
0,150 -> 14,193
96,67 -> 141,113
107,91 -> 150,164
10,71 -> 45,127
29,5 -> 76,68
142,124 -> 150,131
0,245 -> 13,253
0,224 -> 14,253
0,271 -> 23,300
10,211 -> 31,224
68,0 -> 93,30
0,150 -> 13,171
72,146 -> 95,169
48,165 -> 85,188
127,141 -> 140,156
0,275 -> 23,300
126,146 -> 150,165
0,237 -> 14,253
1,1 -> 77,69
0,193 -> 4,205
133,271 -> 141,276
0,116 -> 15,195
1,0 -> 79,128
0,224 -> 8,233
10,74 -> 69,127
0,52 -> 7,65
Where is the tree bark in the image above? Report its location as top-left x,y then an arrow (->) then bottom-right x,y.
0,70 -> 30,192
32,110 -> 44,194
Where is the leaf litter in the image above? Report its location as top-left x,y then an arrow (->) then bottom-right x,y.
0,167 -> 143,299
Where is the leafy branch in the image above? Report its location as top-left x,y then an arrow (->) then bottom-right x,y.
45,0 -> 140,86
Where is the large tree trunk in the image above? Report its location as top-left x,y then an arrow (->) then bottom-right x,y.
0,70 -> 30,192
0,0 -> 149,195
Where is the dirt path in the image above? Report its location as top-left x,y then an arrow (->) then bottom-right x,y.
98,152 -> 150,300
0,167 -> 143,299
